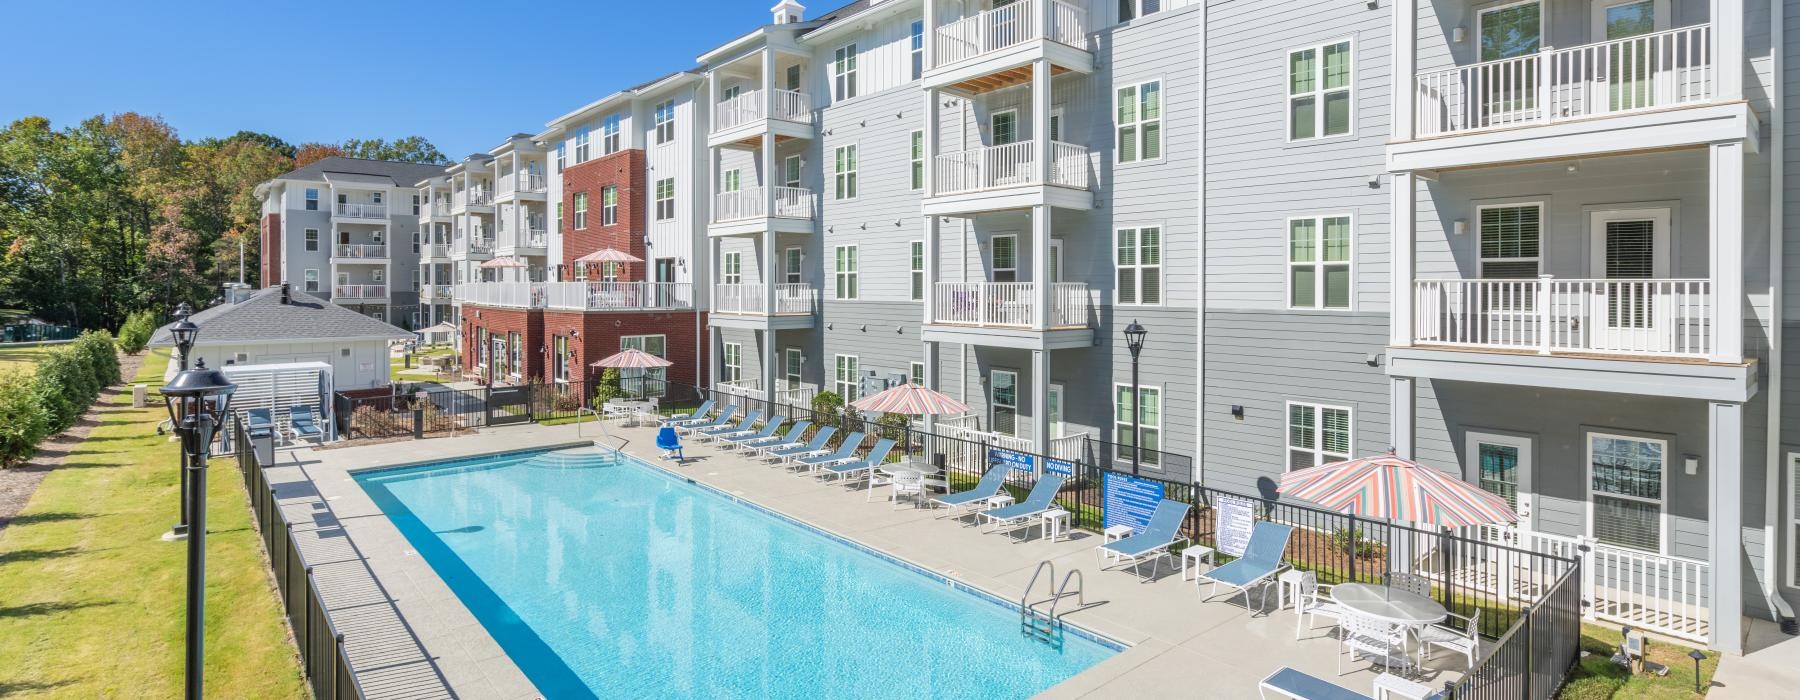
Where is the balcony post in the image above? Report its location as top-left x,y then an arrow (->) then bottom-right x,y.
924,86 -> 939,196
1031,349 -> 1050,459
1536,49 -> 1551,124
1707,400 -> 1744,653
763,328 -> 779,404
1390,377 -> 1414,459
762,48 -> 779,224
1537,275 -> 1554,355
924,215 -> 939,324
1713,0 -> 1742,100
1390,0 -> 1416,140
1389,171 -> 1415,346
763,229 -> 778,318
1031,206 -> 1051,330
922,0 -> 937,71
1033,57 -> 1051,185
1709,140 -> 1743,362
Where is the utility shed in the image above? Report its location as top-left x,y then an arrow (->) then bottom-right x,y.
150,283 -> 414,389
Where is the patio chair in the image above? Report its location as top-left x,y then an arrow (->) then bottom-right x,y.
876,469 -> 927,508
1096,499 -> 1192,582
727,418 -> 804,451
791,432 -> 866,473
663,399 -> 716,428
287,405 -> 324,443
714,414 -> 784,446
928,464 -> 1013,520
1386,571 -> 1431,599
245,408 -> 276,440
977,474 -> 1067,535
1340,611 -> 1412,676
1416,609 -> 1480,671
1257,667 -> 1374,700
655,425 -> 684,462
1199,521 -> 1293,614
675,405 -> 735,436
1294,571 -> 1344,641
817,438 -> 896,483
695,409 -> 763,442
765,426 -> 836,463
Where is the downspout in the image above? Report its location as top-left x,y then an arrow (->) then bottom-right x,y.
1194,0 -> 1208,486
1763,0 -> 1797,633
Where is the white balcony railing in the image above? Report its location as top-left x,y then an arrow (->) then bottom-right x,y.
1415,24 -> 1713,137
540,282 -> 694,311
333,243 -> 387,259
334,284 -> 387,299
930,281 -> 1089,329
334,202 -> 388,218
713,283 -> 818,316
457,190 -> 492,208
420,284 -> 452,299
523,228 -> 549,248
467,237 -> 494,255
715,378 -> 762,399
422,244 -> 449,259
1413,277 -> 1712,357
713,89 -> 815,133
931,140 -> 1090,195
431,202 -> 451,216
932,0 -> 1087,68
774,380 -> 819,407
456,282 -> 545,308
499,171 -> 546,195
713,186 -> 817,223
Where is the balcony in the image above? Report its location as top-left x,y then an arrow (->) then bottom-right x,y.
923,281 -> 1091,350
709,283 -> 818,330
333,243 -> 387,260
709,187 -> 816,236
420,201 -> 451,222
457,282 -> 544,308
333,202 -> 387,220
453,190 -> 494,213
925,0 -> 1092,92
421,243 -> 450,260
496,172 -> 547,200
710,90 -> 814,148
334,284 -> 387,300
543,282 -> 694,311
420,284 -> 453,300
924,140 -> 1091,215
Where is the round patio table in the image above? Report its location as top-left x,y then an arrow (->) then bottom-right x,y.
1330,583 -> 1448,627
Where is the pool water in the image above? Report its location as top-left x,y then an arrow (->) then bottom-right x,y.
355,447 -> 1117,698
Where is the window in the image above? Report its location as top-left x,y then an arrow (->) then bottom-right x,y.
372,268 -> 385,283
555,143 -> 566,173
786,65 -> 802,91
303,269 -> 319,292
412,230 -> 420,253
573,192 -> 589,229
556,202 -> 563,232
620,335 -> 669,395
910,361 -> 925,386
722,85 -> 742,101
784,348 -> 803,387
553,335 -> 570,383
723,169 -> 742,192
835,355 -> 860,401
654,100 -> 676,145
337,193 -> 348,205
1288,41 -> 1353,140
601,186 -> 618,226
833,144 -> 857,200
1115,227 -> 1162,305
834,245 -> 859,299
833,44 -> 858,100
910,131 -> 924,190
1115,384 -> 1163,466
372,192 -> 384,205
722,343 -> 742,383
910,21 -> 924,80
1287,216 -> 1352,309
1287,402 -> 1352,470
990,370 -> 1018,436
1588,433 -> 1666,552
654,178 -> 676,220
1116,81 -> 1162,162
1479,1 -> 1542,61
411,269 -> 420,290
784,247 -> 803,284
412,194 -> 420,215
1478,204 -> 1542,278
991,235 -> 1018,282
574,127 -> 591,162
304,188 -> 319,210
784,155 -> 802,188
910,241 -> 925,301
1118,0 -> 1162,22
508,332 -> 522,376
991,110 -> 1019,145
304,228 -> 319,252
602,114 -> 622,154
722,252 -> 742,285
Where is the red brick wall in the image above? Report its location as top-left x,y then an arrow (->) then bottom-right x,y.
260,212 -> 281,288
559,150 -> 647,279
540,310 -> 708,388
458,305 -> 546,382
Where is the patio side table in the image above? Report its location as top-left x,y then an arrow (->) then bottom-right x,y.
1180,545 -> 1216,581
1373,672 -> 1435,700
1277,569 -> 1308,611
1101,525 -> 1135,562
1039,508 -> 1071,542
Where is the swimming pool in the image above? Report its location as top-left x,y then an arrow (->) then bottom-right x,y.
355,447 -> 1118,698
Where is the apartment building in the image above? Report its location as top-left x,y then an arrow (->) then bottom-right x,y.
256,157 -> 448,327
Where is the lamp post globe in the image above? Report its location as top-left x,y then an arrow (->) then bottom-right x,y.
160,358 -> 236,700
170,302 -> 200,372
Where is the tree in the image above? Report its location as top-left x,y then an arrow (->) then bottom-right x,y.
225,130 -> 296,158
343,136 -> 448,164
293,142 -> 345,167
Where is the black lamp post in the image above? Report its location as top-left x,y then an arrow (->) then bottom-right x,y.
1123,320 -> 1148,470
164,302 -> 202,541
161,358 -> 236,700
1688,649 -> 1706,693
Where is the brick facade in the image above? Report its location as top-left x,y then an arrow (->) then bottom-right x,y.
458,305 -> 545,382
260,212 -> 281,288
459,305 -> 707,389
559,149 -> 647,279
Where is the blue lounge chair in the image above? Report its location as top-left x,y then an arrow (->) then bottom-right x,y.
978,475 -> 1067,536
696,409 -> 762,442
1200,521 -> 1294,614
929,465 -> 1013,520
655,425 -> 684,462
734,419 -> 809,452
663,399 -> 716,428
1096,499 -> 1192,582
722,416 -> 789,449
766,426 -> 836,462
287,405 -> 323,442
1258,668 -> 1373,700
818,438 -> 895,482
675,405 -> 736,436
792,432 -> 865,473
245,408 -> 276,440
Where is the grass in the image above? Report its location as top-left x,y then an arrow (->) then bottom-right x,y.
1559,623 -> 1719,699
391,345 -> 456,380
0,343 -> 59,375
0,349 -> 307,698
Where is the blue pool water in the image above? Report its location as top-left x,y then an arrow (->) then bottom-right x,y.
355,447 -> 1117,698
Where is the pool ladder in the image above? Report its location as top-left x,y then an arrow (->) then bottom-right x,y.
1019,560 -> 1086,650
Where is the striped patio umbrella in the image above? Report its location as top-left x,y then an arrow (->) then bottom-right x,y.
574,248 -> 643,264
1276,454 -> 1517,529
589,348 -> 673,369
479,256 -> 528,269
849,383 -> 970,416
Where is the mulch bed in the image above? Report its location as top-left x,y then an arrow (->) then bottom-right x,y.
0,351 -> 148,532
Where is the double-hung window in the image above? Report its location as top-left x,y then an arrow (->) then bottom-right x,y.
990,370 -> 1018,436
602,114 -> 621,154
304,228 -> 319,251
304,188 -> 319,210
833,144 -> 857,200
722,343 -> 742,383
910,361 -> 925,386
412,194 -> 420,215
1477,204 -> 1542,278
620,335 -> 668,396
910,21 -> 924,80
1288,40 -> 1353,140
991,235 -> 1018,282
654,101 -> 676,144
722,252 -> 742,285
991,110 -> 1018,145
601,186 -> 618,226
1115,227 -> 1162,304
507,332 -> 522,376
1588,432 -> 1667,552
304,269 -> 320,292
1115,384 -> 1163,465
784,247 -> 803,284
835,355 -> 860,401
573,192 -> 589,229
1287,401 -> 1351,470
555,202 -> 563,232
555,144 -> 566,173
833,44 -> 859,100
723,169 -> 742,193
1287,216 -> 1352,309
1118,0 -> 1162,22
783,155 -> 802,188
910,241 -> 925,301
1116,80 -> 1162,162
553,335 -> 569,383
834,245 -> 859,300
910,131 -> 924,190
574,127 -> 591,162
654,178 -> 676,220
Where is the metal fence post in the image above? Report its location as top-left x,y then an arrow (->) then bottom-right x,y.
1522,603 -> 1535,699
1346,513 -> 1359,583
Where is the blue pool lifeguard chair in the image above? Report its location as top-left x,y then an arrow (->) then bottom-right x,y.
656,425 -> 685,462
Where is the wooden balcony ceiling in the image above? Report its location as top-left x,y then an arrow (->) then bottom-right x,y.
723,133 -> 803,149
952,63 -> 1070,94
1410,342 -> 1756,367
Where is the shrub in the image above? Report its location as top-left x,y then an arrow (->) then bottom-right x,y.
349,405 -> 407,438
73,330 -> 119,387
0,370 -> 49,467
592,368 -> 623,406
1330,527 -> 1379,559
32,350 -> 95,432
116,310 -> 156,354
875,411 -> 911,442
811,390 -> 844,426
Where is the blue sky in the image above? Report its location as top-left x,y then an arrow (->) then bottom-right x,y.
0,0 -> 787,157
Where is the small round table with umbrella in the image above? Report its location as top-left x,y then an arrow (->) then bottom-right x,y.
589,348 -> 675,432
849,384 -> 971,491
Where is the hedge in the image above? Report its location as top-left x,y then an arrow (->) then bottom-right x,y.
0,331 -> 119,467
116,310 -> 156,355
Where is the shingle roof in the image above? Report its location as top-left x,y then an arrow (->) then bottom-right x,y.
272,157 -> 449,187
149,286 -> 414,347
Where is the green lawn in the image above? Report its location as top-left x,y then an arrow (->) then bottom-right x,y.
0,349 -> 307,698
0,343 -> 59,375
1560,623 -> 1719,699
392,345 -> 456,380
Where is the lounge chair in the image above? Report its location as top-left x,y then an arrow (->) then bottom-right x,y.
695,409 -> 762,442
675,405 -> 736,436
978,475 -> 1067,536
1096,499 -> 1192,582
245,408 -> 276,440
764,426 -> 836,462
791,432 -> 865,473
1258,667 -> 1373,700
712,413 -> 782,444
723,417 -> 796,450
663,399 -> 716,428
1200,521 -> 1294,614
929,464 -> 1013,521
817,438 -> 895,483
287,405 -> 324,442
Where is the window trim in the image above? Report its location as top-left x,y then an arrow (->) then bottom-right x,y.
1114,382 -> 1164,467
1475,201 -> 1547,278
1114,225 -> 1164,306
722,251 -> 742,285
1115,78 -> 1165,164
1285,37 -> 1357,143
834,354 -> 860,401
784,155 -> 803,188
1585,429 -> 1670,555
722,342 -> 742,383
833,43 -> 859,101
909,130 -> 924,191
574,126 -> 592,163
573,192 -> 589,230
910,361 -> 926,386
990,234 -> 1018,283
1285,400 -> 1353,470
304,228 -> 320,252
910,240 -> 925,301
304,188 -> 320,210
910,20 -> 925,80
601,186 -> 619,226
303,269 -> 320,292
784,246 -> 803,284
602,113 -> 622,154
990,109 -> 1019,146
654,100 -> 677,145
834,244 -> 859,300
654,178 -> 676,221
990,369 -> 1020,437
1284,214 -> 1355,311
784,347 -> 804,386
833,143 -> 858,201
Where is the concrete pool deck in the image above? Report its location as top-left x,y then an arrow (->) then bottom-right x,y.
279,420 -> 1466,699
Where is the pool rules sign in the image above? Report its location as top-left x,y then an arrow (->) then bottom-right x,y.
1216,495 -> 1256,558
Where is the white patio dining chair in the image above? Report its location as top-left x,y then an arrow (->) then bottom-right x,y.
1416,609 -> 1480,671
1339,611 -> 1412,676
888,471 -> 927,510
1293,572 -> 1344,641
1385,571 -> 1432,599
